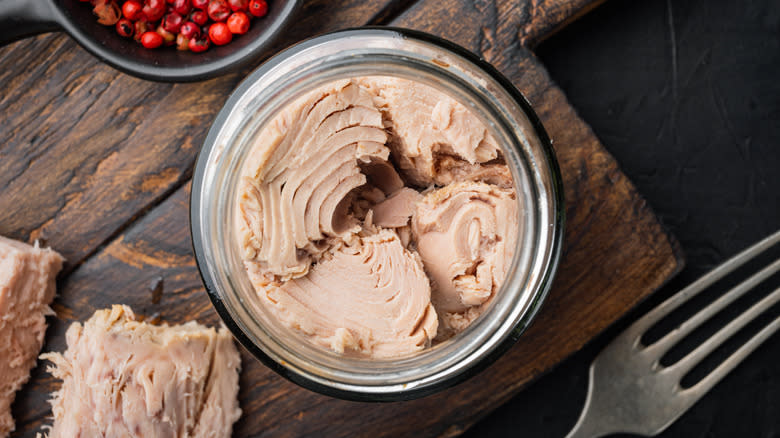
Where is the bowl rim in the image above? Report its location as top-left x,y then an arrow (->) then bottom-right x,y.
189,26 -> 565,401
48,0 -> 301,82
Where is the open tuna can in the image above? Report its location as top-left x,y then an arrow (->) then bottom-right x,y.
190,27 -> 565,401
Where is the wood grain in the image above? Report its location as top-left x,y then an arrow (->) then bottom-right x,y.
1,0 -> 684,436
520,0 -> 609,47
0,0 -> 404,272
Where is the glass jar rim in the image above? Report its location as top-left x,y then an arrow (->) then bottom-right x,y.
190,27 -> 565,401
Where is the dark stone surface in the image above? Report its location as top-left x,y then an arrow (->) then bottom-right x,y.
466,0 -> 780,436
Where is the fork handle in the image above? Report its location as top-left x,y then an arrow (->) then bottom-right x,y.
565,409 -> 610,438
565,374 -> 624,438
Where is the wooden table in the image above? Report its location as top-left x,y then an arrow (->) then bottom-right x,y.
0,0 -> 683,436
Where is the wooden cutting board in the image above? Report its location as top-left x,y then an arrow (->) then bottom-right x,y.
0,0 -> 682,436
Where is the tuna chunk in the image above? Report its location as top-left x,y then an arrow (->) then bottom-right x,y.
255,229 -> 438,358
0,236 -> 63,437
360,77 -> 501,187
40,305 -> 241,438
411,181 -> 520,338
238,80 -> 391,282
237,76 -> 521,356
371,187 -> 422,228
432,156 -> 514,188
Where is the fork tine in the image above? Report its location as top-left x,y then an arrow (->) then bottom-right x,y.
670,284 -> 780,378
632,230 -> 780,350
649,258 -> 780,358
566,231 -> 780,438
683,304 -> 780,400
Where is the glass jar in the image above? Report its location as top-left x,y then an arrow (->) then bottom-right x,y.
190,27 -> 564,401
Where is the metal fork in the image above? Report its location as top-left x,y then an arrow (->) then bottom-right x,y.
566,230 -> 780,438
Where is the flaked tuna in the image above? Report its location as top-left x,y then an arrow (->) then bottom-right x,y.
255,229 -> 437,358
40,305 -> 241,438
371,187 -> 422,228
432,156 -> 514,188
238,80 -> 391,282
0,236 -> 63,438
237,76 -> 522,357
360,77 -> 501,187
412,181 -> 520,339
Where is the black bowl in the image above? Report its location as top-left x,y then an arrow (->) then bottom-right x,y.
0,0 -> 299,82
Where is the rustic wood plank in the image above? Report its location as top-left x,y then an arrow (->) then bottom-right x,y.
0,0 -> 407,273
4,0 -> 686,436
519,0 -> 608,47
12,17 -> 681,438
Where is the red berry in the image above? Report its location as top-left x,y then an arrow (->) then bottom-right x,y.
142,0 -> 166,22
190,10 -> 208,25
140,31 -> 164,48
172,0 -> 191,15
248,0 -> 267,18
207,0 -> 230,21
116,18 -> 134,37
192,0 -> 208,10
208,21 -> 232,45
122,0 -> 144,20
227,0 -> 247,12
226,12 -> 249,35
179,21 -> 200,39
189,34 -> 210,52
162,12 -> 183,33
